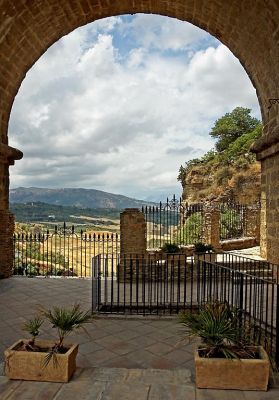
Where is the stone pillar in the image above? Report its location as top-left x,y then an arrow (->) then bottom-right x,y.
0,143 -> 23,278
120,208 -> 146,256
245,206 -> 261,244
0,210 -> 15,278
202,205 -> 221,250
259,154 -> 279,278
252,112 -> 279,263
260,152 -> 279,263
260,191 -> 267,258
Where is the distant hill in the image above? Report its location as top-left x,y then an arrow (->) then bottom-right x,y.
11,202 -> 121,225
10,187 -> 155,209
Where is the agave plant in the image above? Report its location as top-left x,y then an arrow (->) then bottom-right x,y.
178,300 -> 255,359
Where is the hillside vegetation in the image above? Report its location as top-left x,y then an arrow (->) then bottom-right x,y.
178,107 -> 262,204
10,187 -> 155,209
11,202 -> 121,222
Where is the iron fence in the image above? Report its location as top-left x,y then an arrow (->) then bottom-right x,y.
143,197 -> 259,248
143,196 -> 203,249
219,202 -> 248,240
93,253 -> 279,366
13,223 -> 120,277
197,259 -> 279,367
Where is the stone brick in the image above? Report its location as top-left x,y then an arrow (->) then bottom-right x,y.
1,0 -> 279,267
202,205 -> 221,250
120,208 -> 146,256
0,210 -> 15,278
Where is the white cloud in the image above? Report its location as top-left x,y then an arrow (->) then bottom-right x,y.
9,15 -> 260,200
120,14 -> 211,51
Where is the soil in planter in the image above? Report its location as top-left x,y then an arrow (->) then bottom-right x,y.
14,341 -> 69,354
198,346 -> 259,359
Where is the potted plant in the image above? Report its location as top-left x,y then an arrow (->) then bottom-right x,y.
5,304 -> 93,383
160,242 -> 181,254
178,300 -> 270,391
194,242 -> 216,263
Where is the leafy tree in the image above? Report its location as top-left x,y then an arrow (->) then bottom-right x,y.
210,107 -> 260,152
222,123 -> 262,163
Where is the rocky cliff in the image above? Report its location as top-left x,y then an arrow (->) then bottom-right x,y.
181,161 -> 260,204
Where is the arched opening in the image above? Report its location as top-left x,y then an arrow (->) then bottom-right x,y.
8,14 -> 260,201
8,14 -> 262,282
1,0 -> 279,273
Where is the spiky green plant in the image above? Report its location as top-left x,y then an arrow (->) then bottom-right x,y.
178,300 -> 255,359
40,304 -> 93,367
22,316 -> 44,346
41,304 -> 93,348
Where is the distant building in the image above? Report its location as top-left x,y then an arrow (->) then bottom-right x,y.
48,215 -> 56,221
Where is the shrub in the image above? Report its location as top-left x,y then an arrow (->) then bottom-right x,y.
160,243 -> 180,253
194,242 -> 214,253
178,300 -> 255,359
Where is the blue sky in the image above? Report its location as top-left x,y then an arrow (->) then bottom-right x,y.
9,14 -> 260,202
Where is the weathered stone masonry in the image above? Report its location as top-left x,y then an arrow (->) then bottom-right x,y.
0,210 -> 15,278
0,144 -> 22,277
1,0 -> 279,272
120,209 -> 146,257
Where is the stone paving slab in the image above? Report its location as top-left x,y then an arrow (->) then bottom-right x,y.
1,368 -> 279,400
101,382 -> 150,400
149,384 -> 196,400
1,277 -> 279,399
0,277 -> 195,373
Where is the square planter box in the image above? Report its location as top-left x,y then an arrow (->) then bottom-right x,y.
195,346 -> 270,391
5,339 -> 78,383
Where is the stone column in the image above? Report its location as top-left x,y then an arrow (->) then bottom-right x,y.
202,205 -> 221,251
0,143 -> 23,278
0,210 -> 15,278
119,208 -> 147,283
252,108 -> 279,263
120,208 -> 146,256
259,191 -> 267,258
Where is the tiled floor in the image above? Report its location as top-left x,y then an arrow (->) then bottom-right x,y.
0,277 -> 196,372
1,276 -> 279,399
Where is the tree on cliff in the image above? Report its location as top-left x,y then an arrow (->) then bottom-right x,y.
210,107 -> 260,152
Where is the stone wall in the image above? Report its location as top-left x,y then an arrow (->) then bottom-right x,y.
220,238 -> 258,251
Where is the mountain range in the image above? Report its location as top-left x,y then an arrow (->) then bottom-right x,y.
10,187 -> 156,209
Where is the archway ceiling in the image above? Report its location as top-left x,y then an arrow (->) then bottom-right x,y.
1,0 -> 279,144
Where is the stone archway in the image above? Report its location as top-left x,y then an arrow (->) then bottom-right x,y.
1,0 -> 279,275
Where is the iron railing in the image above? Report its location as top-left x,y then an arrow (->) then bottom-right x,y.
13,223 -> 120,277
143,197 -> 259,248
143,196 -> 203,248
93,253 -> 279,366
197,259 -> 279,367
219,202 -> 248,240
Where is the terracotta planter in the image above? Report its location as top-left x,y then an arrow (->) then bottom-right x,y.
5,339 -> 78,383
195,346 -> 270,391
